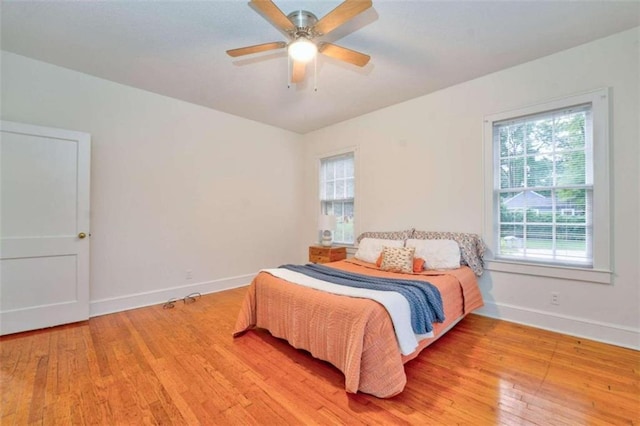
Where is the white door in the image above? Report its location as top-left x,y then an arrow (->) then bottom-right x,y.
0,121 -> 90,335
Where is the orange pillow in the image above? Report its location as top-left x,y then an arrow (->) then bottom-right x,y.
376,253 -> 425,273
413,257 -> 425,272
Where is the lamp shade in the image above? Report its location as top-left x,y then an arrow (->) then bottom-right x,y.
318,214 -> 337,231
288,38 -> 317,63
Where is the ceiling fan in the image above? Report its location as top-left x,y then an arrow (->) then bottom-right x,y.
227,0 -> 372,84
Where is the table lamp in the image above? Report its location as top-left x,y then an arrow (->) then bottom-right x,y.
318,214 -> 337,246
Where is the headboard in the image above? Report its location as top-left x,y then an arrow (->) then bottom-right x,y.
356,229 -> 486,276
356,229 -> 414,244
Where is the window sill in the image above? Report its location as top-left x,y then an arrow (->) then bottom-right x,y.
485,259 -> 612,284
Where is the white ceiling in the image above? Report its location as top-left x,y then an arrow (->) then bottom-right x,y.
2,1 -> 639,134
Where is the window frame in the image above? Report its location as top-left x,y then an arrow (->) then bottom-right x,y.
318,147 -> 358,246
483,89 -> 611,284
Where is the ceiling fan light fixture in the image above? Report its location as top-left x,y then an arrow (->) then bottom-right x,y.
288,38 -> 317,63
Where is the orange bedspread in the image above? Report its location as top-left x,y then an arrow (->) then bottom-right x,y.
233,260 -> 484,398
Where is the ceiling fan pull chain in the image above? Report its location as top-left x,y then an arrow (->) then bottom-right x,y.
287,54 -> 291,88
314,54 -> 318,92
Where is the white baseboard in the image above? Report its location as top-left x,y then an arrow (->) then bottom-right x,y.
476,301 -> 640,351
90,273 -> 254,318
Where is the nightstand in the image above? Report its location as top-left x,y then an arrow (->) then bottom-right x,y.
309,246 -> 347,264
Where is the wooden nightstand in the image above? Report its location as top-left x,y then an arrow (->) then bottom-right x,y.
309,246 -> 347,264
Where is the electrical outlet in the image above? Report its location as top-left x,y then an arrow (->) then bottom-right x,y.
186,269 -> 193,280
551,292 -> 559,305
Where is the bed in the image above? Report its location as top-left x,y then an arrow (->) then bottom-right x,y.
233,230 -> 485,398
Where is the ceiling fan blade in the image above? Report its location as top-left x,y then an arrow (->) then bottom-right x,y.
291,60 -> 306,83
319,43 -> 370,67
250,0 -> 296,33
314,0 -> 372,36
226,41 -> 286,57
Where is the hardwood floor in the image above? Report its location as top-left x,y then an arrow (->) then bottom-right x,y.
1,287 -> 638,425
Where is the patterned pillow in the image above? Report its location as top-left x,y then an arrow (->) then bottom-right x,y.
376,253 -> 425,273
380,246 -> 415,274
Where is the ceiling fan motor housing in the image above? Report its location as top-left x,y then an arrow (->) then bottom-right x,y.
287,10 -> 320,40
287,10 -> 318,29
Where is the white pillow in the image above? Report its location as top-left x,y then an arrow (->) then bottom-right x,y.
354,238 -> 404,264
406,239 -> 461,270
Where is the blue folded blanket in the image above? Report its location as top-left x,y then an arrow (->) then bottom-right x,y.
278,263 -> 444,335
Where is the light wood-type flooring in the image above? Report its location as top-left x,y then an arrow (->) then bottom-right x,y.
1,287 -> 638,425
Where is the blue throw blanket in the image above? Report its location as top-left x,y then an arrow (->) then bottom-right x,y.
279,263 -> 444,335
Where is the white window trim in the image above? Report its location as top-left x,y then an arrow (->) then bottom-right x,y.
317,146 -> 359,247
482,88 -> 612,284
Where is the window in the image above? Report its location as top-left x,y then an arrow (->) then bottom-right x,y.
483,89 -> 611,282
320,152 -> 355,244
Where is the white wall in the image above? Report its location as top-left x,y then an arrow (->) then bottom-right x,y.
1,51 -> 305,315
302,28 -> 640,349
2,28 -> 638,348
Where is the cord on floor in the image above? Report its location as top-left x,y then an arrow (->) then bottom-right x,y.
163,292 -> 202,309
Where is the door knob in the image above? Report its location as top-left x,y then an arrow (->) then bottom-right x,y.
78,232 -> 87,239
